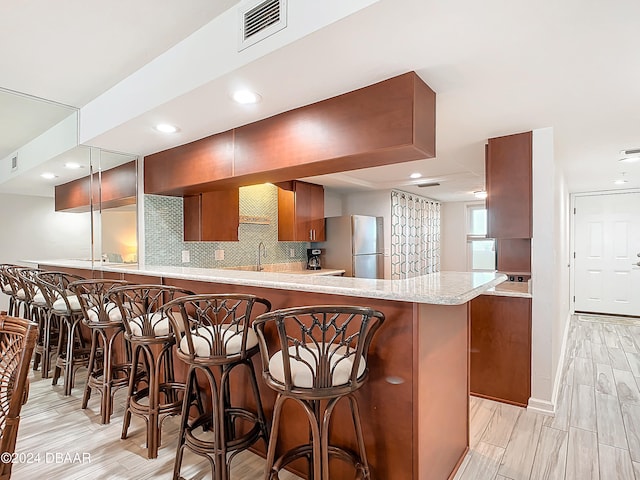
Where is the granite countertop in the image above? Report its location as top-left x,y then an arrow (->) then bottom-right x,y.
31,260 -> 507,306
483,280 -> 532,298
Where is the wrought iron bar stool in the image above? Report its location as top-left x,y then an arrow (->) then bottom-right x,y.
162,293 -> 272,480
69,279 -> 137,424
109,284 -> 203,459
34,270 -> 89,395
253,305 -> 385,480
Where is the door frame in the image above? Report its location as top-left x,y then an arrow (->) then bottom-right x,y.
570,188 -> 640,316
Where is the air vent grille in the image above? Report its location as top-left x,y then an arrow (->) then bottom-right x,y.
417,182 -> 441,188
239,0 -> 287,51
622,148 -> 640,156
244,0 -> 280,39
10,155 -> 17,171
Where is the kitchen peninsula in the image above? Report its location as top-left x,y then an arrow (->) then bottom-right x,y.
34,259 -> 505,480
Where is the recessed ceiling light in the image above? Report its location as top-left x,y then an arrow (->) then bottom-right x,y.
154,123 -> 179,134
474,191 -> 488,199
410,172 -> 422,179
41,172 -> 57,179
614,179 -> 629,185
64,162 -> 81,169
232,90 -> 261,105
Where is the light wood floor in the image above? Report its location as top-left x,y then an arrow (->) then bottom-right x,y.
454,313 -> 640,480
9,314 -> 640,479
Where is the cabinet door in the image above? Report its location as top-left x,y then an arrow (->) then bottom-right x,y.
277,185 -> 296,241
310,183 -> 325,241
277,181 -> 324,241
470,295 -> 531,406
486,131 -> 532,238
201,190 -> 239,241
294,181 -> 314,241
183,190 -> 239,241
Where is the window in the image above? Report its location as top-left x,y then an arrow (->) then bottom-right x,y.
467,205 -> 496,271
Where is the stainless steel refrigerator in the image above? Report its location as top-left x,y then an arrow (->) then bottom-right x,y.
317,215 -> 384,278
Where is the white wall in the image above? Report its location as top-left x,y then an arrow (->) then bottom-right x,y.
529,127 -> 572,413
441,201 -> 470,271
0,193 -> 91,311
323,189 -> 344,217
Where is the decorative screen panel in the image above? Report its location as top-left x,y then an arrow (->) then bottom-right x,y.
391,190 -> 440,280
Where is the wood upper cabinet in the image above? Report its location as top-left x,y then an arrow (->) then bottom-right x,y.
183,189 -> 239,242
144,131 -> 234,196
234,72 -> 435,185
470,294 -> 532,406
496,238 -> 531,273
143,72 -> 436,196
55,161 -> 137,212
277,181 -> 325,242
486,131 -> 532,239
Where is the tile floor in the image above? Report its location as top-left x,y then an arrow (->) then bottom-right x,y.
454,313 -> 640,480
9,313 -> 640,479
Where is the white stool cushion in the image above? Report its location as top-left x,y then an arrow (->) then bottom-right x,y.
179,325 -> 258,357
87,302 -> 122,323
1,283 -> 11,294
16,288 -> 26,300
127,312 -> 181,337
268,344 -> 366,388
32,288 -> 46,306
52,294 -> 82,313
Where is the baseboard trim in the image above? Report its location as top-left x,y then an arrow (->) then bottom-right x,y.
549,310 -> 573,411
527,397 -> 555,415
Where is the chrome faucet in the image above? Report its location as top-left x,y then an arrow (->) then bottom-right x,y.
257,241 -> 267,271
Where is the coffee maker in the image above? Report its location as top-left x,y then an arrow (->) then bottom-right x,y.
306,249 -> 322,270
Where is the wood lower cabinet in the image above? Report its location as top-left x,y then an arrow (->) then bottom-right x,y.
470,294 -> 532,406
277,180 -> 325,242
486,131 -> 532,239
183,189 -> 239,241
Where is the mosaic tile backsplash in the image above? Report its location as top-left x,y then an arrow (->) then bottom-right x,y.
144,184 -> 309,268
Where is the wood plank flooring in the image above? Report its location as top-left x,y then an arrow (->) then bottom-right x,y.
9,313 -> 640,479
10,368 -> 302,480
454,314 -> 640,480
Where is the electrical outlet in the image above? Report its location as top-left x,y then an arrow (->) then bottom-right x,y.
215,249 -> 224,261
290,248 -> 295,258
181,250 -> 190,263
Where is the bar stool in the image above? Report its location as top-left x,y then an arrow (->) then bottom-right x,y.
162,293 -> 272,480
253,305 -> 385,480
109,284 -> 203,459
0,265 -> 19,317
14,267 -> 50,375
69,279 -> 135,424
2,266 -> 29,318
34,271 -> 89,394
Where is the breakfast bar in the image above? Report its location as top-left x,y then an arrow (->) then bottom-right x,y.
34,260 -> 506,480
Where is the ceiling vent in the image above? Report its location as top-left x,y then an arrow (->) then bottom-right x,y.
417,182 -> 441,188
239,0 -> 287,51
10,154 -> 17,172
622,148 -> 640,156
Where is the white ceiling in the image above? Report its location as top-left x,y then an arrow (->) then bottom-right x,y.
1,0 -> 639,201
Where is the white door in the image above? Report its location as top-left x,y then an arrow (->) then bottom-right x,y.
574,192 -> 640,316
